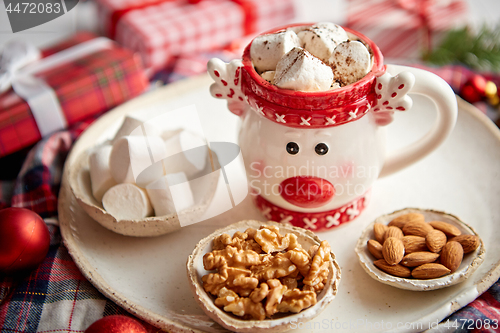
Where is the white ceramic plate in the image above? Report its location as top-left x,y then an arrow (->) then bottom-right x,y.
59,75 -> 500,333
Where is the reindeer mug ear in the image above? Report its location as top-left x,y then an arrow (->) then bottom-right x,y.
370,71 -> 415,126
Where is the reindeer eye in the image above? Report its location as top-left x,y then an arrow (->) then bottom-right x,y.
286,142 -> 299,155
315,143 -> 329,155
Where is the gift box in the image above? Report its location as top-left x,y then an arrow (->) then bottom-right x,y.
95,0 -> 295,74
0,32 -> 149,158
346,0 -> 468,59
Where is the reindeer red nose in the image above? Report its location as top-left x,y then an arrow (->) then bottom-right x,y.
279,176 -> 335,208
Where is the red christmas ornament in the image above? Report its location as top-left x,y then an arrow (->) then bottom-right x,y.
85,315 -> 147,333
460,74 -> 487,104
0,208 -> 50,274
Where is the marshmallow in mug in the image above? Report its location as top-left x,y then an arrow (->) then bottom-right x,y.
250,23 -> 372,92
250,30 -> 302,73
296,22 -> 348,63
330,41 -> 372,86
102,183 -> 153,220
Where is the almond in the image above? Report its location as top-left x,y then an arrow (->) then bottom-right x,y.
367,240 -> 383,259
402,235 -> 428,253
449,235 -> 480,253
388,212 -> 425,229
429,221 -> 461,237
382,237 -> 405,265
374,259 -> 411,278
401,252 -> 440,267
373,223 -> 388,244
383,226 -> 404,242
425,229 -> 447,253
402,221 -> 434,237
411,263 -> 451,279
440,241 -> 463,272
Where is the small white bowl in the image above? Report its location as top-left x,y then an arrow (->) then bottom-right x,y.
355,208 -> 485,291
68,148 -> 219,237
186,220 -> 341,333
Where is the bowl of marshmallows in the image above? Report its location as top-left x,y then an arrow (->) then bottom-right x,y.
68,115 -> 219,237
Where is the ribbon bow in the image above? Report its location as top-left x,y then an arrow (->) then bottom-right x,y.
393,0 -> 446,53
0,37 -> 114,137
0,40 -> 41,94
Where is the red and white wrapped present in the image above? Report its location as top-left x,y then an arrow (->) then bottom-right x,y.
95,0 -> 295,74
346,0 -> 468,59
0,32 -> 148,158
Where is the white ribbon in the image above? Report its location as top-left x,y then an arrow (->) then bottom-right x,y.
0,40 -> 41,93
1,37 -> 114,136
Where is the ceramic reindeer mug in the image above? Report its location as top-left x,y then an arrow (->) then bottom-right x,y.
208,24 -> 457,231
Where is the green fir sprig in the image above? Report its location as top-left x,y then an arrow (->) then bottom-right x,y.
424,26 -> 500,72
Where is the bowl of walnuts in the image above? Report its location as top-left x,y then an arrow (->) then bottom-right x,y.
186,220 -> 341,333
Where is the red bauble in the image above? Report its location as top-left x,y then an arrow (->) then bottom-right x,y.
85,315 -> 147,333
0,207 -> 50,274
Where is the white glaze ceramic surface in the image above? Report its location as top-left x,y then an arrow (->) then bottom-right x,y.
59,75 -> 500,333
237,64 -> 457,214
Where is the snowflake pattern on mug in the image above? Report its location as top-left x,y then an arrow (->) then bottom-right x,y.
371,71 -> 415,126
207,58 -> 247,116
254,193 -> 370,231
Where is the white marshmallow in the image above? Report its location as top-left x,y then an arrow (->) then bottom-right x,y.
274,47 -> 334,92
102,183 -> 153,220
260,71 -> 275,84
112,115 -> 162,143
146,172 -> 194,216
250,30 -> 302,73
160,128 -> 183,142
163,131 -> 208,177
109,135 -> 167,184
286,25 -> 308,34
331,82 -> 341,90
329,41 -> 371,86
298,22 -> 348,63
89,145 -> 117,202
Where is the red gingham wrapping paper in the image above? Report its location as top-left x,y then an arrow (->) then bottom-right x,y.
0,59 -> 500,332
0,33 -> 149,159
346,0 -> 468,59
95,0 -> 295,73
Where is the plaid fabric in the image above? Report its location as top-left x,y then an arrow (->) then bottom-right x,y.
0,115 -> 161,332
0,33 -> 149,159
346,0 -> 467,59
0,54 -> 500,332
95,0 -> 295,73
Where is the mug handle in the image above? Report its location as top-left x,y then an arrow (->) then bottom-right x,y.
378,64 -> 458,177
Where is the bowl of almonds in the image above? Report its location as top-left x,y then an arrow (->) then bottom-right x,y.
355,208 -> 485,291
186,220 -> 341,333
